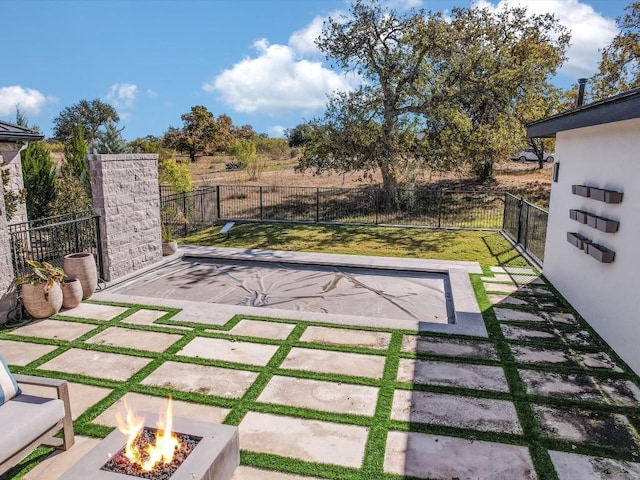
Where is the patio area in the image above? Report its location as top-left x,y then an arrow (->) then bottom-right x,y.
1,258 -> 640,479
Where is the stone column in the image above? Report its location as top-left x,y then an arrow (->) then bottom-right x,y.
0,155 -> 17,323
88,154 -> 162,281
0,144 -> 28,225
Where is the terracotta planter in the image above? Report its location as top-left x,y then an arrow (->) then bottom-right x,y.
62,279 -> 83,309
63,253 -> 98,300
21,282 -> 63,319
162,241 -> 178,256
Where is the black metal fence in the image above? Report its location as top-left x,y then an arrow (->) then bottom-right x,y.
502,193 -> 548,265
8,211 -> 103,278
160,187 -> 219,236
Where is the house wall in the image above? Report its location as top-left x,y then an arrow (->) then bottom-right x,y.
543,117 -> 640,374
0,155 -> 17,324
0,142 -> 28,225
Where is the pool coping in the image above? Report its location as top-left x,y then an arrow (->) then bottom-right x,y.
98,246 -> 486,336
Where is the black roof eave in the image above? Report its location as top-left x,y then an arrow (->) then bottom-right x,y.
0,132 -> 45,142
526,88 -> 640,139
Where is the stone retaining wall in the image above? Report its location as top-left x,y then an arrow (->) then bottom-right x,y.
88,154 -> 161,281
0,157 -> 16,323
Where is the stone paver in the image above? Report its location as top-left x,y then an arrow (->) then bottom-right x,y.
178,337 -> 279,366
61,303 -> 128,320
391,389 -> 521,433
491,266 -> 536,275
488,293 -> 560,308
549,450 -> 640,480
141,360 -> 258,398
494,307 -> 547,323
0,339 -> 58,366
299,325 -> 391,349
93,392 -> 230,427
384,431 -> 536,479
579,351 -> 622,371
120,309 -> 168,326
402,335 -> 498,360
547,312 -> 578,325
501,324 -> 559,342
232,467 -> 323,480
20,381 -> 112,420
519,370 -> 640,406
397,359 -> 509,392
10,319 -> 97,341
85,326 -> 182,352
257,375 -> 379,416
281,347 -> 386,379
38,348 -> 151,381
228,319 -> 296,340
23,436 -> 102,480
239,412 -> 369,468
483,282 -> 550,295
563,330 -> 597,347
533,405 -> 639,450
511,345 -> 573,366
481,274 -> 545,285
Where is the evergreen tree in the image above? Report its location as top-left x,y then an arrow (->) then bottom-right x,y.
92,120 -> 132,154
21,140 -> 57,219
62,122 -> 91,197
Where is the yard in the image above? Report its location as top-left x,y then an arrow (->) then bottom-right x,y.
2,230 -> 639,479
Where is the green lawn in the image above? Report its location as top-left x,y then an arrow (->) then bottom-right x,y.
180,223 -> 530,268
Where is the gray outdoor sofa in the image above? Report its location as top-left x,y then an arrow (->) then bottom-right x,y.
0,374 -> 75,476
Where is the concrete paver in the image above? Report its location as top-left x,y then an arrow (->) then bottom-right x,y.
257,375 -> 379,416
281,347 -> 386,379
61,303 -> 128,320
397,359 -> 509,392
93,391 -> 230,427
10,319 -> 97,341
232,467 -> 324,479
402,335 -> 498,360
23,436 -> 102,480
120,309 -> 168,326
501,324 -> 560,342
299,325 -> 391,349
20,381 -> 112,420
239,412 -> 369,468
511,345 -> 573,366
178,337 -> 279,366
391,389 -> 522,433
483,282 -> 550,295
228,319 -> 296,340
141,360 -> 258,398
0,339 -> 58,366
384,431 -> 536,479
85,326 -> 182,352
490,266 -> 536,275
533,405 -> 639,450
494,308 -> 547,323
38,348 -> 151,381
549,450 -> 640,480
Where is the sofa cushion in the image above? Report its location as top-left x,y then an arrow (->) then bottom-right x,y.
0,394 -> 65,463
0,353 -> 20,405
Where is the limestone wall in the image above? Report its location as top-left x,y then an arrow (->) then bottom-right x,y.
0,155 -> 17,323
0,145 -> 28,225
88,154 -> 162,281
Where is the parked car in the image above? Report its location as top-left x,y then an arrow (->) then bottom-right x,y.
512,149 -> 554,163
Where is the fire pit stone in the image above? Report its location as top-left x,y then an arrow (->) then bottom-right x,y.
60,412 -> 239,480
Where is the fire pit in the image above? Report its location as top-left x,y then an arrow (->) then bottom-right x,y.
60,399 -> 239,480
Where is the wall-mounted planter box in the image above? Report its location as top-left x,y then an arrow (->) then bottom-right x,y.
567,232 -> 590,250
586,242 -> 615,263
575,210 -> 588,224
572,185 -> 590,197
569,209 -> 579,221
604,190 -> 623,204
586,214 -> 598,229
596,217 -> 620,233
589,188 -> 606,202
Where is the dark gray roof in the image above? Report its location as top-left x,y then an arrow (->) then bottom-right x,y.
527,87 -> 640,138
0,120 -> 44,142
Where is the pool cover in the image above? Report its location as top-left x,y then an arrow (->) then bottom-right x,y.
112,258 -> 453,323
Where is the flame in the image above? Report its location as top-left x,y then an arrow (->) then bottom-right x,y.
116,396 -> 181,471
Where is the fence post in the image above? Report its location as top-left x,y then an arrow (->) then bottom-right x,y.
315,188 -> 320,223
216,185 -> 221,220
260,186 -> 263,220
517,197 -> 524,244
182,191 -> 188,236
502,193 -> 508,230
523,202 -> 530,250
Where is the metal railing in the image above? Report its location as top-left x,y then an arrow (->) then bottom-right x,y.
8,212 -> 103,278
160,187 -> 219,236
502,193 -> 548,265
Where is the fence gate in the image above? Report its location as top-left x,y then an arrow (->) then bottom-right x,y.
502,193 -> 548,266
8,211 -> 104,279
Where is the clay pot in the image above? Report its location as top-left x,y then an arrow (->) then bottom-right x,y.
62,278 -> 83,309
21,282 -> 63,319
162,241 -> 178,256
63,253 -> 98,300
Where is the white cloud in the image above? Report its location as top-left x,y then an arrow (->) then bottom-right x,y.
475,0 -> 618,77
146,88 -> 158,98
289,16 -> 325,56
0,85 -> 55,116
386,0 -> 423,9
268,125 -> 287,137
204,39 -> 359,115
106,83 -> 138,110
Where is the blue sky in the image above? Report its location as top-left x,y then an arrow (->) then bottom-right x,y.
0,0 -> 630,140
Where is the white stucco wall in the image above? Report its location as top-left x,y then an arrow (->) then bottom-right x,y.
543,117 -> 640,374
